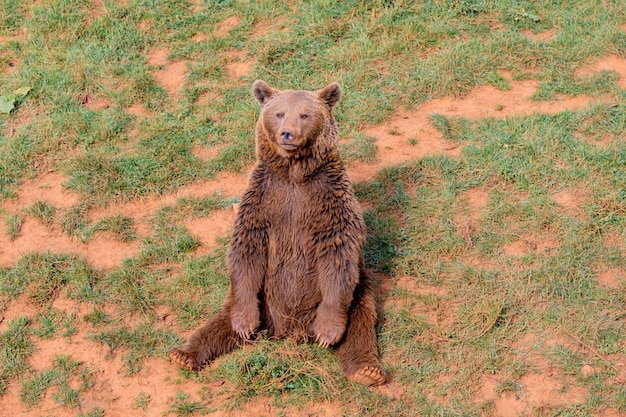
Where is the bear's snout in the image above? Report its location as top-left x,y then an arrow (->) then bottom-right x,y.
281,130 -> 294,143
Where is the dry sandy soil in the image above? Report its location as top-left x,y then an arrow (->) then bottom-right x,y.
0,41 -> 625,417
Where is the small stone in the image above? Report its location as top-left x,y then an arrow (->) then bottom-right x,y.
581,364 -> 595,377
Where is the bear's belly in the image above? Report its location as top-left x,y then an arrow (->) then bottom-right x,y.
263,224 -> 321,337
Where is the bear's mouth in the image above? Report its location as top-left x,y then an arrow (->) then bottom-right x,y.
281,143 -> 299,151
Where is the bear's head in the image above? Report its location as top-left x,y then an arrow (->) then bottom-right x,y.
252,80 -> 342,163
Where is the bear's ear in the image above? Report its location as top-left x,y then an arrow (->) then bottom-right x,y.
318,82 -> 342,111
252,80 -> 276,106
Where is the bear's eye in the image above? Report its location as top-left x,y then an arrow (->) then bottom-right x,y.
276,113 -> 284,119
299,114 -> 308,119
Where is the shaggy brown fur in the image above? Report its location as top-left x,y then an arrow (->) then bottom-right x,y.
169,80 -> 386,386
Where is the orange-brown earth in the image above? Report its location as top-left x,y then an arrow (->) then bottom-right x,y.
1,31 -> 625,416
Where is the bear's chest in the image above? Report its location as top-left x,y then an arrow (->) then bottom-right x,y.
264,178 -> 312,253
262,176 -> 321,305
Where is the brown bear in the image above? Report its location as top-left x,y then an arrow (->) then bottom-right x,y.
168,80 -> 386,386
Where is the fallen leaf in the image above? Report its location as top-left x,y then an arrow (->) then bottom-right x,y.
14,86 -> 31,97
0,95 -> 16,114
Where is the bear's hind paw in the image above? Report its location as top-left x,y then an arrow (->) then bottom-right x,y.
169,348 -> 200,371
348,366 -> 387,387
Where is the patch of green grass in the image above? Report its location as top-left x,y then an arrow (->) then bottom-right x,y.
59,203 -> 92,238
154,193 -> 237,223
89,323 -> 180,374
83,213 -> 136,242
0,253 -> 94,306
386,105 -> 626,413
78,408 -> 105,417
0,316 -> 33,395
0,0 -> 23,33
101,261 -> 160,315
354,167 -> 413,274
4,212 -> 24,240
20,354 -> 95,409
25,200 -> 56,226
211,339 -> 343,406
82,309 -> 111,327
135,392 -> 151,412
340,133 -> 378,163
2,0 -> 625,203
164,252 -> 229,329
32,308 -> 65,339
139,223 -> 200,265
166,391 -> 209,417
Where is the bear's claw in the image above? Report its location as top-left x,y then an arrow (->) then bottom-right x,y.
348,366 -> 387,387
169,348 -> 198,371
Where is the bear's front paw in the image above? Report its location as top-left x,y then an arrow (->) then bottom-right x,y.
231,308 -> 260,339
312,315 -> 346,348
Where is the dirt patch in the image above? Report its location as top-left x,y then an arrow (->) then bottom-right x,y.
1,353 -> 207,417
0,172 -> 141,269
463,187 -> 489,212
193,9 -> 241,42
348,76 -> 603,182
596,268 -> 624,289
422,77 -> 597,119
503,234 -> 561,257
137,19 -> 152,33
80,93 -> 112,111
226,60 -> 254,80
3,105 -> 39,140
215,16 -> 241,37
85,169 -> 249,240
1,171 -> 80,212
477,372 -> 588,417
82,233 -> 143,270
395,275 -> 448,297
126,103 -> 149,117
192,143 -> 221,161
2,58 -> 19,74
192,32 -> 207,43
147,48 -> 188,99
576,54 -> 626,89
197,91 -> 222,106
147,48 -> 169,67
0,294 -> 40,332
185,208 -> 236,255
251,18 -> 297,40
154,61 -> 187,99
192,0 -> 203,13
0,216 -> 141,270
223,50 -> 254,80
452,187 -> 490,245
551,188 -> 587,218
371,380 -> 410,401
604,232 -> 626,257
522,28 -> 558,42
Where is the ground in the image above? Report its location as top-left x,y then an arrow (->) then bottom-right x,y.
1,5 -> 625,417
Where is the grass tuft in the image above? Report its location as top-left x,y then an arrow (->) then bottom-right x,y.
25,200 -> 56,226
0,316 -> 33,395
89,323 -> 180,374
20,354 -> 95,409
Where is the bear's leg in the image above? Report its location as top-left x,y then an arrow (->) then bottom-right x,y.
169,304 -> 243,371
335,275 -> 387,386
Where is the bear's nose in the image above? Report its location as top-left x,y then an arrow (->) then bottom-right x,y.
281,130 -> 294,143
